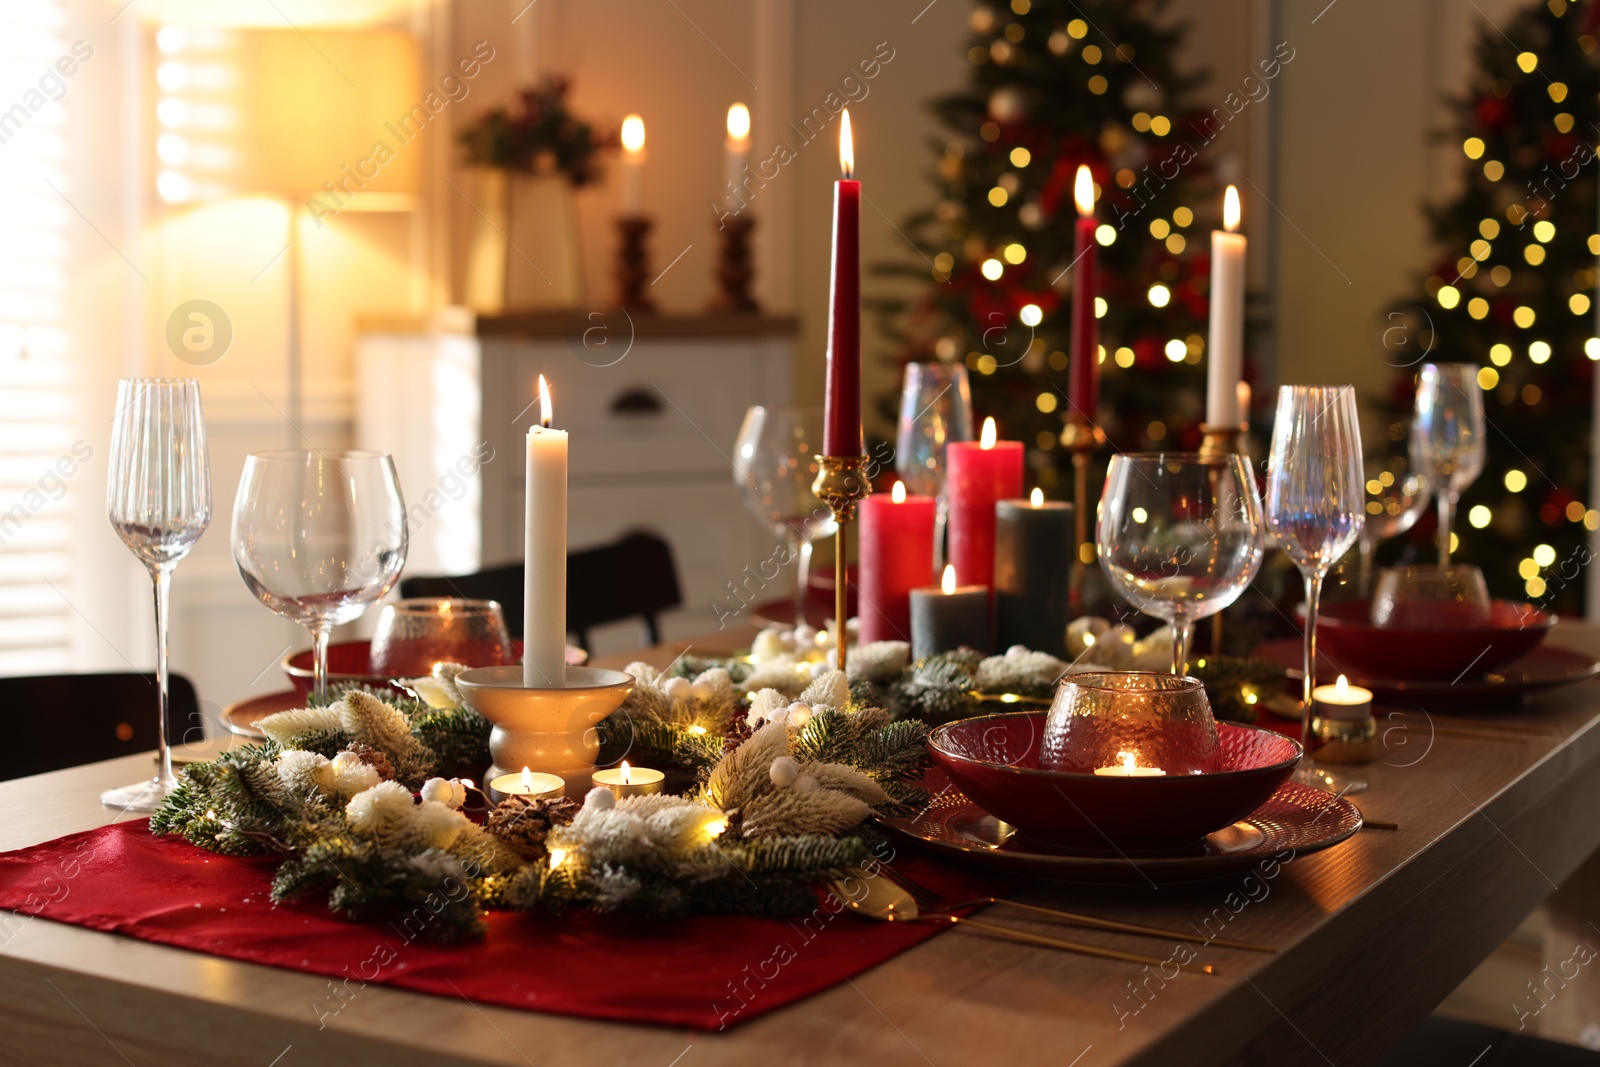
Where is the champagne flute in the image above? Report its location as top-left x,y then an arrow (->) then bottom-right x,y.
104,379 -> 211,811
733,406 -> 838,628
1411,363 -> 1485,566
1266,386 -> 1365,794
233,451 -> 407,702
895,362 -> 974,568
1096,453 -> 1265,675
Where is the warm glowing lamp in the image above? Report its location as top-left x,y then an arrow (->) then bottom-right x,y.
152,27 -> 421,438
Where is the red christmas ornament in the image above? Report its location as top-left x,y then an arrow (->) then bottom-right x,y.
1475,96 -> 1510,128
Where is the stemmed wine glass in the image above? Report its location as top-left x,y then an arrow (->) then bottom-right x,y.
103,379 -> 212,811
895,362 -> 974,568
1411,363 -> 1485,566
1265,386 -> 1366,794
233,451 -> 407,702
1355,456 -> 1429,596
733,406 -> 838,629
1097,453 -> 1265,676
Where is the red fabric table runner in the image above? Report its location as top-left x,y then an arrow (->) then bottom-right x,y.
0,820 -> 990,1031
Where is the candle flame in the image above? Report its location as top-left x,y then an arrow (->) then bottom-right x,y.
726,102 -> 750,141
1030,487 -> 1044,507
1118,751 -> 1138,773
1224,185 -> 1241,232
941,564 -> 957,595
1335,674 -> 1349,699
1073,165 -> 1094,218
839,109 -> 854,179
620,760 -> 631,784
891,479 -> 906,504
980,416 -> 997,449
538,374 -> 552,428
621,114 -> 645,154
1237,380 -> 1251,415
520,766 -> 533,790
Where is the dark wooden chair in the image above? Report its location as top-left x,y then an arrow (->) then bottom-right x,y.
0,672 -> 202,781
400,530 -> 684,651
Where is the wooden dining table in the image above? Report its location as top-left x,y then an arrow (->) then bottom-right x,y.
5,621 -> 1600,1066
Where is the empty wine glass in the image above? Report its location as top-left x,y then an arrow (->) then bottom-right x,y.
1097,453 -> 1265,676
1412,363 -> 1485,566
103,379 -> 212,811
733,406 -> 838,628
1356,456 -> 1429,596
1266,385 -> 1365,794
895,362 -> 974,567
233,451 -> 407,702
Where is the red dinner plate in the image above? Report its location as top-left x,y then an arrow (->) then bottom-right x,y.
1255,637 -> 1600,704
879,766 -> 1362,885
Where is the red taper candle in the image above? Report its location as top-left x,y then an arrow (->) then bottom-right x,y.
1068,165 -> 1099,417
946,417 -> 1025,590
824,109 -> 861,457
859,479 -> 936,643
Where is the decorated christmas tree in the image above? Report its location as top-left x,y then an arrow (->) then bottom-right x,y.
873,0 -> 1244,495
1379,0 -> 1599,612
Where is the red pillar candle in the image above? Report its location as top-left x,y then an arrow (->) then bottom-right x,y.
946,416 -> 1025,589
823,109 -> 861,457
1068,164 -> 1099,417
858,479 -> 936,644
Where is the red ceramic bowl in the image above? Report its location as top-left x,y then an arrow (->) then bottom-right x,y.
282,640 -> 587,696
1315,599 -> 1554,682
927,712 -> 1302,851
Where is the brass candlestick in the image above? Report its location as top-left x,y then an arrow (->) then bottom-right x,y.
1197,422 -> 1247,461
812,454 -> 871,673
1198,421 -> 1249,655
1060,415 -> 1106,612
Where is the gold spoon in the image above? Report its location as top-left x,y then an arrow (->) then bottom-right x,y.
830,871 -> 1216,975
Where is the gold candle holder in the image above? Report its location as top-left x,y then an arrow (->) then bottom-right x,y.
1197,422 -> 1248,460
1059,415 -> 1105,612
1198,421 -> 1248,654
812,454 -> 871,673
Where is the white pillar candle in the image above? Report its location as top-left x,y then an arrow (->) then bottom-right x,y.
620,114 -> 645,216
524,374 -> 568,688
725,103 -> 750,208
1207,185 -> 1246,428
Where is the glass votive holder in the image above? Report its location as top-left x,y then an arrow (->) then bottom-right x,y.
1038,672 -> 1220,777
1370,564 -> 1492,630
369,598 -> 514,678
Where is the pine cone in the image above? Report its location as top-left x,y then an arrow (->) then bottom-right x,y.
721,714 -> 754,757
484,795 -> 580,861
338,741 -> 395,781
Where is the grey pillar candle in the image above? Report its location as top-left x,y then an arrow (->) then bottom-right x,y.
910,565 -> 991,661
994,493 -> 1074,655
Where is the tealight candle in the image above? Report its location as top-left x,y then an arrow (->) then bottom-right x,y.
592,760 -> 665,798
1310,674 -> 1377,764
1310,674 -> 1373,721
489,766 -> 566,800
1092,751 -> 1166,778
